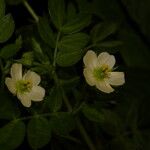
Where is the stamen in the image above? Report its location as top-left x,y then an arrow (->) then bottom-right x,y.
16,80 -> 32,94
93,65 -> 111,81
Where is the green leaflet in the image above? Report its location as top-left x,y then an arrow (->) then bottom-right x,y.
0,120 -> 25,150
48,0 -> 65,29
46,86 -> 62,112
0,36 -> 22,59
0,14 -> 15,43
50,112 -> 75,135
27,117 -> 51,149
37,17 -> 55,48
61,13 -> 91,34
91,22 -> 118,43
56,33 -> 89,67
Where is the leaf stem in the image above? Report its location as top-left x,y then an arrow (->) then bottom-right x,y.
53,32 -> 61,66
76,119 -> 97,150
23,0 -> 39,22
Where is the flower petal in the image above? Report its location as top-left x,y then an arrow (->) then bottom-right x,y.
108,72 -> 125,86
30,86 -> 45,101
11,63 -> 22,80
83,50 -> 98,68
23,70 -> 41,86
98,52 -> 115,69
17,93 -> 31,107
5,78 -> 16,95
83,68 -> 96,86
96,80 -> 114,93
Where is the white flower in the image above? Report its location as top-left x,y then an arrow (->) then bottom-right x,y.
5,63 -> 45,107
83,50 -> 125,93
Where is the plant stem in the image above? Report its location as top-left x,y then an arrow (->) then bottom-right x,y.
62,89 -> 72,112
53,32 -> 61,66
52,71 -> 96,150
61,89 -> 96,150
76,119 -> 96,150
23,0 -> 39,22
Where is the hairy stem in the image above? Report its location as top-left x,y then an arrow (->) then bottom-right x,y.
23,0 -> 39,22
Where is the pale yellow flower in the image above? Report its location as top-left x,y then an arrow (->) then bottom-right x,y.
83,50 -> 125,93
5,63 -> 45,107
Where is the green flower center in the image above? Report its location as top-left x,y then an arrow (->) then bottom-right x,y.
93,65 -> 110,81
16,80 -> 32,94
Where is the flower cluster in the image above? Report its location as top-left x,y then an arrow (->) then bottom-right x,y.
5,51 -> 125,107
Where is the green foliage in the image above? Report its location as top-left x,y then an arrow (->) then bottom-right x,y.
0,120 -> 25,150
56,33 -> 89,67
58,33 -> 89,51
0,14 -> 15,43
0,36 -> 22,59
37,17 -> 55,48
0,0 -> 150,149
91,22 -> 118,42
46,86 -> 62,112
82,104 -> 105,123
48,0 -> 65,29
19,51 -> 34,66
61,13 -> 91,34
27,117 -> 51,149
50,112 -> 75,135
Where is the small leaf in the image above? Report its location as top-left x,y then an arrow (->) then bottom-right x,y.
46,86 -> 62,112
31,38 -> 46,62
61,13 -> 91,34
48,0 -> 65,29
0,14 -> 15,43
0,120 -> 25,150
0,0 -> 5,18
31,38 -> 43,55
82,104 -> 105,123
50,112 -> 75,135
56,33 -> 89,67
27,117 -> 51,149
91,22 -> 118,43
56,49 -> 83,67
58,33 -> 89,51
37,17 -> 55,48
0,36 -> 22,59
19,51 -> 34,66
